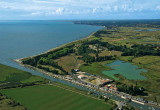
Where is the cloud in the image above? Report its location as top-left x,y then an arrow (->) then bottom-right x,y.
0,0 -> 160,19
156,5 -> 160,10
55,8 -> 64,14
114,6 -> 118,11
31,11 -> 42,16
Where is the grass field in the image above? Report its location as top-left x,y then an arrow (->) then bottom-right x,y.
55,54 -> 84,72
130,56 -> 160,102
1,85 -> 112,110
0,64 -> 49,110
101,27 -> 160,47
99,50 -> 122,57
0,64 -> 47,85
0,93 -> 26,110
79,61 -> 114,79
55,55 -> 76,72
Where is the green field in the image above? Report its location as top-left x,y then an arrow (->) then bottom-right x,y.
0,64 -> 48,86
1,85 -> 112,110
79,61 -> 113,78
0,92 -> 26,110
0,64 -> 49,110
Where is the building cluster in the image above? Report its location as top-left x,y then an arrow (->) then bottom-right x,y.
68,69 -> 160,108
75,69 -> 117,92
104,83 -> 117,91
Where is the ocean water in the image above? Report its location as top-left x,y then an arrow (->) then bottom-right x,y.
0,20 -> 102,74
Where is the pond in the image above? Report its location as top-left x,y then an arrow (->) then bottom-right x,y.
102,60 -> 147,80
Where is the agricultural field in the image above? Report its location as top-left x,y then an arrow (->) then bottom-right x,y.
0,64 -> 49,110
0,64 -> 48,87
0,92 -> 26,110
0,64 -> 113,110
1,84 -> 112,110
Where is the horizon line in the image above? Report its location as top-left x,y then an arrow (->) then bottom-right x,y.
0,19 -> 160,21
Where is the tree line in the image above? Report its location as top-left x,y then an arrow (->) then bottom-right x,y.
122,44 -> 160,56
22,47 -> 74,75
79,54 -> 115,64
81,39 -> 160,57
117,84 -> 145,96
74,20 -> 160,28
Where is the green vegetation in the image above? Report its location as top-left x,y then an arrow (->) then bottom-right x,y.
77,27 -> 160,103
117,83 -> 145,96
79,61 -> 112,78
47,47 -> 74,59
20,20 -> 160,104
0,64 -> 114,110
0,92 -> 26,110
0,64 -> 49,110
0,64 -> 48,89
1,84 -> 112,110
102,60 -> 147,80
73,20 -> 160,28
122,104 -> 138,110
122,44 -> 160,56
55,54 -> 84,72
22,46 -> 74,75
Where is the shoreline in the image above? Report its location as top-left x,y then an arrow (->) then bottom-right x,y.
19,30 -> 99,60
13,27 -> 101,79
13,59 -> 100,90
13,24 -> 106,88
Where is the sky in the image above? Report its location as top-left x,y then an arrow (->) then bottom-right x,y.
0,0 -> 160,20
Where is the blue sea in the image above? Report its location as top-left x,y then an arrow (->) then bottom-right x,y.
0,20 -> 102,75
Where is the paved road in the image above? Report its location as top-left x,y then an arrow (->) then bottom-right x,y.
114,101 -> 125,110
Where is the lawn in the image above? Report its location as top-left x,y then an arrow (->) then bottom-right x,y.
1,85 -> 112,110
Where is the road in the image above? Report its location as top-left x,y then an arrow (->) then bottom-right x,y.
114,101 -> 126,110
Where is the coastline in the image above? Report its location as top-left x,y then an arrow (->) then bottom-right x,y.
13,58 -> 100,90
18,30 -> 99,60
13,26 -> 106,91
13,27 -> 102,78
